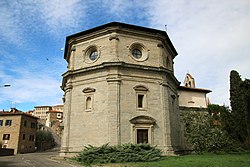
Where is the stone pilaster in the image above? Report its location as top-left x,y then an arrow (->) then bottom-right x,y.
60,82 -> 73,156
106,72 -> 121,145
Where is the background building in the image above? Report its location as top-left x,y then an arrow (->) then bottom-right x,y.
0,109 -> 38,154
178,73 -> 211,109
61,22 -> 182,156
33,106 -> 52,119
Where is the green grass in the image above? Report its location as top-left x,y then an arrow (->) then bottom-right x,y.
129,152 -> 250,167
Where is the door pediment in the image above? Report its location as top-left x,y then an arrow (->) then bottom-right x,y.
129,115 -> 156,124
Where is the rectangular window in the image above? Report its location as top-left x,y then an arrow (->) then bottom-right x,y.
24,120 -> 27,127
29,135 -> 34,141
138,94 -> 144,108
5,120 -> 12,126
31,122 -> 36,128
23,134 -> 26,140
0,120 -> 3,126
3,134 -> 10,140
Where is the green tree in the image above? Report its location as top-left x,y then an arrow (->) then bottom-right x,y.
208,104 -> 234,135
230,70 -> 250,147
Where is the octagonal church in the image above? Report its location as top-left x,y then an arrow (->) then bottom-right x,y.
60,22 -> 182,156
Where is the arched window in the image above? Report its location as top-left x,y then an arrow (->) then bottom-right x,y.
86,97 -> 92,110
83,87 -> 95,112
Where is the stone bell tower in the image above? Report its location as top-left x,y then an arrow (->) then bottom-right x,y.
60,22 -> 182,156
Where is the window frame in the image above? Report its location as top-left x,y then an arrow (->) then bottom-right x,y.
29,135 -> 35,141
5,120 -> 12,126
84,45 -> 100,64
3,134 -> 10,140
24,120 -> 27,127
136,93 -> 147,111
134,85 -> 148,112
84,94 -> 94,112
0,120 -> 3,126
31,122 -> 36,128
129,43 -> 148,62
83,87 -> 96,112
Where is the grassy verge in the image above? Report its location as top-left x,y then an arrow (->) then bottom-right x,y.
131,152 -> 250,167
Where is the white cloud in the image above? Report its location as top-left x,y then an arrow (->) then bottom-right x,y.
0,0 -> 87,46
38,0 -> 86,35
148,0 -> 250,105
0,68 -> 63,107
0,1 -> 24,46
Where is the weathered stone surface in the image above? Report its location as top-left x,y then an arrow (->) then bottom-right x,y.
60,22 -> 182,157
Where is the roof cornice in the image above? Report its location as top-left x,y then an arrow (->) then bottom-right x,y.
64,22 -> 178,62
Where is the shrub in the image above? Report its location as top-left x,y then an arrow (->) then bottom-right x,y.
181,111 -> 238,153
74,143 -> 161,165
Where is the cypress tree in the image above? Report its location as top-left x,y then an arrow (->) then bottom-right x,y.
229,70 -> 250,146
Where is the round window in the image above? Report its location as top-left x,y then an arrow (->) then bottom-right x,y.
89,50 -> 98,61
132,49 -> 142,59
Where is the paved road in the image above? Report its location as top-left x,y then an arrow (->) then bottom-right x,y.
0,149 -> 81,167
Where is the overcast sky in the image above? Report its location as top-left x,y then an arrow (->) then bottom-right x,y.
0,0 -> 249,111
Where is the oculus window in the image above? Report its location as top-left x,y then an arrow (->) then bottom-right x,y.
89,50 -> 98,61
132,49 -> 142,59
129,43 -> 148,62
84,45 -> 100,63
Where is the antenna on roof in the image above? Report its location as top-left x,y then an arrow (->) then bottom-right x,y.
165,24 -> 167,32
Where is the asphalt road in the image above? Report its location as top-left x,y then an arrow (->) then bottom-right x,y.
0,149 -> 81,167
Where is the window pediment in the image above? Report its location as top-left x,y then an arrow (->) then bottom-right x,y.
129,115 -> 156,124
133,85 -> 148,91
83,87 -> 96,93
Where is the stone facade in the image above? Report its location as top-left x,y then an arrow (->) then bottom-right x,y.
0,111 -> 38,154
60,22 -> 183,156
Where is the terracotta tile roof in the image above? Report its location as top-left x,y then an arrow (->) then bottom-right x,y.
0,111 -> 39,119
